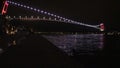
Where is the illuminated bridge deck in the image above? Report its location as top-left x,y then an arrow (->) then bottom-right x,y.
7,18 -> 100,32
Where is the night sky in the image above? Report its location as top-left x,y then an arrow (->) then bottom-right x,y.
7,0 -> 120,31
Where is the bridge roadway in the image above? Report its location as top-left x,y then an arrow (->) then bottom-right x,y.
6,17 -> 99,32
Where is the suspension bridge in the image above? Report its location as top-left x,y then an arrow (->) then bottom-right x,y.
1,0 -> 105,32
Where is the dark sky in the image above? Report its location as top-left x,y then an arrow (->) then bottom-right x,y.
7,0 -> 120,31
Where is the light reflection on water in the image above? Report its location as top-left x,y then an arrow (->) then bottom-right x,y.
42,34 -> 104,56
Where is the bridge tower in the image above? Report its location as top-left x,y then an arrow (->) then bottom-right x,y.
100,23 -> 105,31
0,0 -> 9,15
0,0 -> 9,35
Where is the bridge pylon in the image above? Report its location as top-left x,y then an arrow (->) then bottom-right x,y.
0,0 -> 9,15
100,23 -> 105,31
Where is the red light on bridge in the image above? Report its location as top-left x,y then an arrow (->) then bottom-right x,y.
100,23 -> 104,31
2,1 -> 9,15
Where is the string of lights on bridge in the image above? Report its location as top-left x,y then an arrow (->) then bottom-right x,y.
5,15 -> 69,23
7,0 -> 102,30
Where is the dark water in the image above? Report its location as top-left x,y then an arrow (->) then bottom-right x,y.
42,34 -> 104,56
0,33 -> 120,68
37,33 -> 120,68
